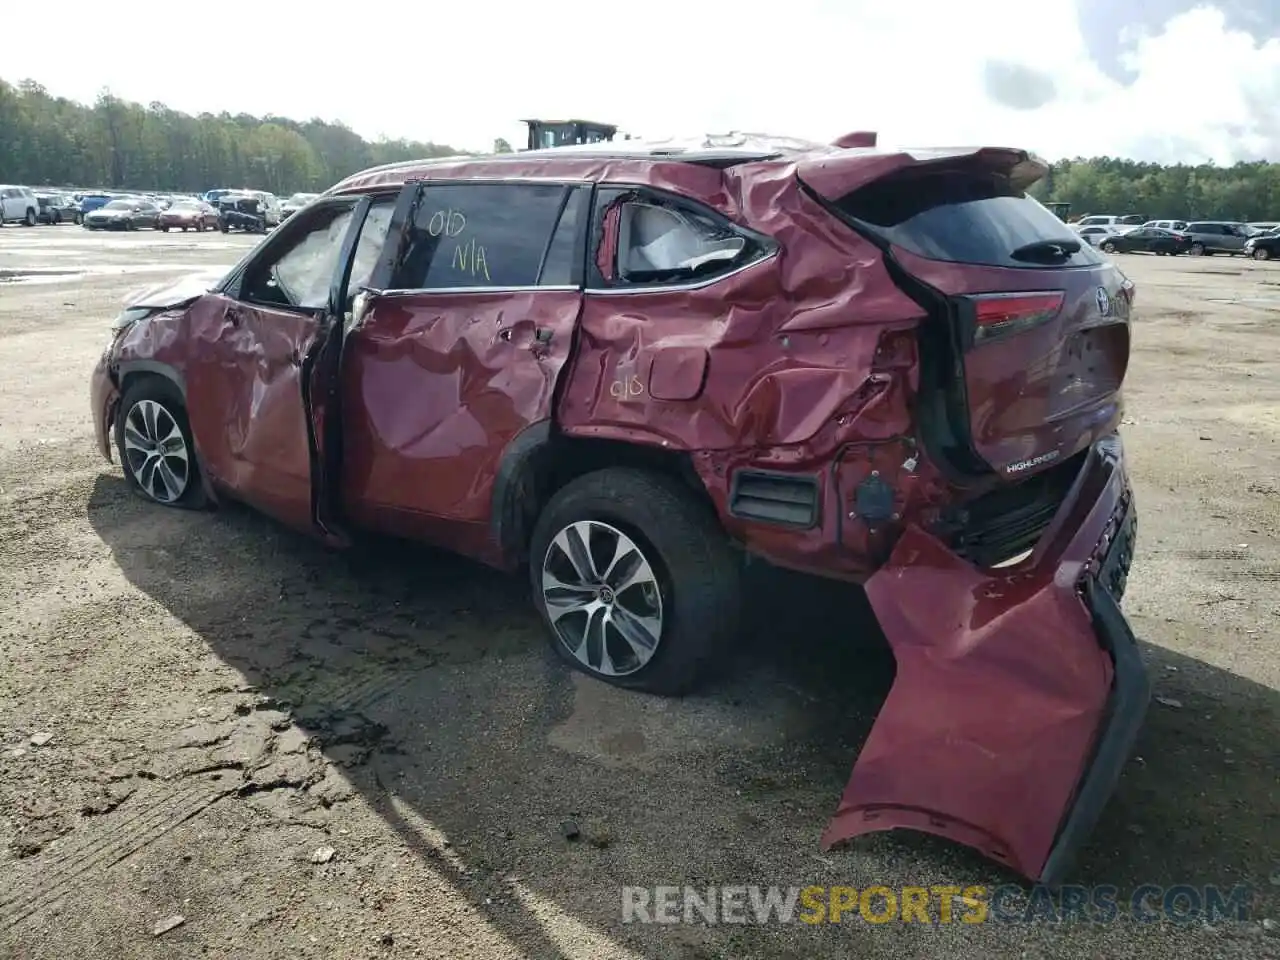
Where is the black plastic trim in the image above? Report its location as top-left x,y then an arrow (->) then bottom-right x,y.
728,469 -> 821,529
1039,542 -> 1151,888
490,420 -> 553,566
115,359 -> 186,400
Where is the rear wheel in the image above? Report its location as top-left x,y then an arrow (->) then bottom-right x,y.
1254,247 -> 1272,261
114,378 -> 206,509
1101,241 -> 1117,253
1189,242 -> 1205,256
22,209 -> 36,227
529,468 -> 743,696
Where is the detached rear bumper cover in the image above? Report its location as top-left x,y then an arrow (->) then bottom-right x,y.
823,435 -> 1149,883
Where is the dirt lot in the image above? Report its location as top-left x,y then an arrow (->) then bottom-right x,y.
0,227 -> 1276,959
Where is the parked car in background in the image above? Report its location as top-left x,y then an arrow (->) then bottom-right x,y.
90,133 -> 1143,887
83,197 -> 162,231
0,185 -> 40,226
1243,231 -> 1280,260
1245,221 -> 1278,235
1098,227 -> 1191,256
1076,225 -> 1125,246
79,193 -> 115,218
252,191 -> 284,227
1073,214 -> 1143,233
35,193 -> 80,224
159,200 -> 220,232
280,192 -> 319,221
215,193 -> 269,233
202,189 -> 236,207
1182,221 -> 1251,256
1140,219 -> 1187,232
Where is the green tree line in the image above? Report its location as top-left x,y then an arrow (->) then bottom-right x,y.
5,77 -> 1280,219
1033,157 -> 1280,222
0,78 -> 461,195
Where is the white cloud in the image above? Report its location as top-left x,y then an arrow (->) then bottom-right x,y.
1,1 -> 1277,164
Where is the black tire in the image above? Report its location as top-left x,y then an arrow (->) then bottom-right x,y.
219,221 -> 229,234
114,377 -> 207,510
528,468 -> 743,696
1255,247 -> 1272,261
1101,241 -> 1117,253
160,225 -> 170,232
1189,243 -> 1205,256
74,212 -> 82,225
23,208 -> 36,227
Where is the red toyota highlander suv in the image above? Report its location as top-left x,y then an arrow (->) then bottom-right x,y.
89,131 -> 1147,884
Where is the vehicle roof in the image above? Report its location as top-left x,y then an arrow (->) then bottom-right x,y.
327,135 -> 1036,196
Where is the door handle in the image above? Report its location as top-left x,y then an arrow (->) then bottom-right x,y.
226,306 -> 242,327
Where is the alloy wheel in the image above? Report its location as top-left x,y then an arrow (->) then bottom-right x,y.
540,520 -> 664,677
122,399 -> 191,503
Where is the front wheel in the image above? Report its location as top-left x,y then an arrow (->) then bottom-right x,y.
1254,247 -> 1272,261
22,209 -> 36,227
529,468 -> 743,695
114,378 -> 207,509
1101,241 -> 1117,253
1189,243 -> 1205,256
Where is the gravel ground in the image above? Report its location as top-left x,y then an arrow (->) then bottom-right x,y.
0,227 -> 1276,959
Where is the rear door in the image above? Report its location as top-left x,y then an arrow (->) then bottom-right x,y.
799,149 -> 1132,480
337,179 -> 587,555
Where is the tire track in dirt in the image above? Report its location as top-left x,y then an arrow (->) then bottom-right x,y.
0,781 -> 235,931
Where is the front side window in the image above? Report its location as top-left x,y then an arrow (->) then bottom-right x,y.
391,182 -> 571,289
241,203 -> 356,310
345,198 -> 397,307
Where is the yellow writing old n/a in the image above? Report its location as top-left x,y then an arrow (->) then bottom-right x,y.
451,236 -> 490,282
798,885 -> 989,924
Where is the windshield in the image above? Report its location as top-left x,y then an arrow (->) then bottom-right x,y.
103,200 -> 135,210
171,201 -> 200,211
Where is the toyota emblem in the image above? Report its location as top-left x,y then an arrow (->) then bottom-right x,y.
1095,287 -> 1111,317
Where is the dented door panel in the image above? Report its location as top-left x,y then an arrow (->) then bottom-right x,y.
340,289 -> 581,544
183,292 -> 321,532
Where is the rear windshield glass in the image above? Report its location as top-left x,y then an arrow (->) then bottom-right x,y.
836,170 -> 1103,268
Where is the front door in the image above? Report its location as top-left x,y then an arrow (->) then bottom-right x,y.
183,198 -> 372,533
338,179 -> 589,562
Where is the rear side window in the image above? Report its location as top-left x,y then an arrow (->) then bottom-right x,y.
393,182 -> 571,289
837,170 -> 1103,268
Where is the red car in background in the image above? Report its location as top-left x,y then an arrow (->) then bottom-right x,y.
158,200 -> 220,232
89,132 -> 1147,885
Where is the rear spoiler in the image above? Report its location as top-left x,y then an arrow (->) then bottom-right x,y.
797,146 -> 1049,203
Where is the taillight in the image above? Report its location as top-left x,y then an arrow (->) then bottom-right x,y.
969,291 -> 1064,344
1119,279 -> 1135,308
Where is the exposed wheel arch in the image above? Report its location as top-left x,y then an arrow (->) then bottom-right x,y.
117,361 -> 187,403
490,423 -> 712,570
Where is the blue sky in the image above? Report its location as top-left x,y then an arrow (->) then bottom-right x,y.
4,0 -> 1279,163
